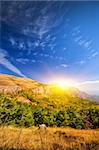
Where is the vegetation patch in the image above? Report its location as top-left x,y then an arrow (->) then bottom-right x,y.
0,93 -> 99,129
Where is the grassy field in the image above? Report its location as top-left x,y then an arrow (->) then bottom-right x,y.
0,126 -> 99,150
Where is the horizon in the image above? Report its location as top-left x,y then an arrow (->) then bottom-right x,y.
0,1 -> 99,95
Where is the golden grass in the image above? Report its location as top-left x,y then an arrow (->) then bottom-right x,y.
0,126 -> 99,150
0,74 -> 40,90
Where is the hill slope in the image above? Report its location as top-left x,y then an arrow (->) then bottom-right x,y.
0,74 -> 42,93
0,74 -> 98,108
0,74 -> 99,129
0,74 -> 94,98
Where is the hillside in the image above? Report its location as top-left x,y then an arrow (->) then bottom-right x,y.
0,74 -> 96,99
0,74 -> 99,129
0,74 -> 98,107
0,74 -> 97,107
0,74 -> 42,93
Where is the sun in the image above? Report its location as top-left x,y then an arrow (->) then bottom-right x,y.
58,80 -> 73,89
58,82 -> 67,88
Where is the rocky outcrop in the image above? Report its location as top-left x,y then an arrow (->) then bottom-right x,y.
0,85 -> 22,94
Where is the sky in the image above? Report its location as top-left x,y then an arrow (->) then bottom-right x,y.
0,1 -> 99,95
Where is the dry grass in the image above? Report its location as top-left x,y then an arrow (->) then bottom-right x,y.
0,74 -> 40,93
0,126 -> 99,150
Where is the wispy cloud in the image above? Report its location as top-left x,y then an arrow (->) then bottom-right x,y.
18,41 -> 26,50
16,58 -> 29,64
31,59 -> 36,63
2,2 -> 69,57
60,64 -> 69,68
88,51 -> 98,59
0,48 -> 26,77
76,80 -> 99,85
9,37 -> 26,51
22,12 -> 51,40
76,60 -> 86,65
75,80 -> 99,95
33,52 -> 38,56
9,37 -> 17,46
72,26 -> 93,51
16,58 -> 36,64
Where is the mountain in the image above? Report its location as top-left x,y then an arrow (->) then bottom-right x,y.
0,74 -> 91,97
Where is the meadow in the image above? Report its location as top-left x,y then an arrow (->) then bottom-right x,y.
0,126 -> 99,150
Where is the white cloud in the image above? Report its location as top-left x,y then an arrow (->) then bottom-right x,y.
63,47 -> 67,51
60,64 -> 68,68
16,58 -> 36,64
18,41 -> 25,50
16,58 -> 29,64
33,52 -> 38,56
31,60 -> 36,63
22,7 -> 59,40
88,52 -> 98,59
74,36 -> 82,42
83,40 -> 92,49
77,80 -> 99,85
75,80 -> 99,95
78,40 -> 85,46
9,37 -> 26,51
78,60 -> 86,65
9,37 -> 16,46
0,48 -> 26,77
34,15 -> 50,39
72,26 -> 93,51
34,41 -> 40,47
92,52 -> 98,57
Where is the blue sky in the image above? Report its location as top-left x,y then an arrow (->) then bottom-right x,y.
0,1 -> 99,94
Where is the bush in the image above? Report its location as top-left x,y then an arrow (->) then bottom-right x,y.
0,93 -> 99,129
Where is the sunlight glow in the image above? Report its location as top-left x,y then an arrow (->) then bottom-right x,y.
57,80 -> 75,89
